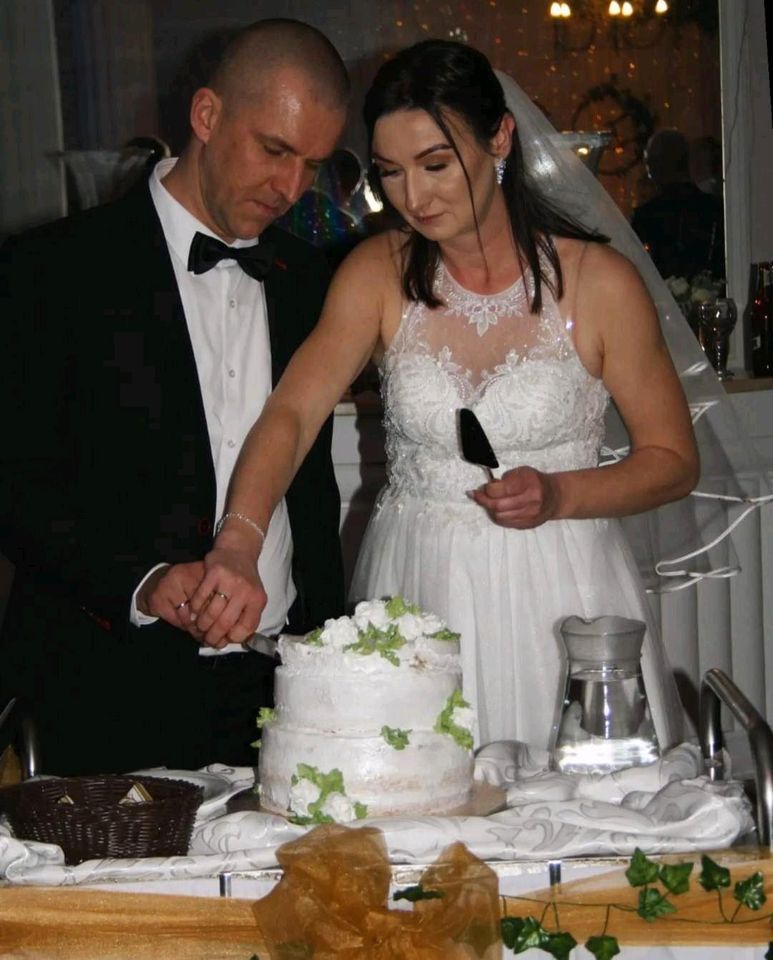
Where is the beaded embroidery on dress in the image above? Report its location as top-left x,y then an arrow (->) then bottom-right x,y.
378,260 -> 608,510
351,257 -> 684,751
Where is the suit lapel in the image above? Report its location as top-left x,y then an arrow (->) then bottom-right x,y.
114,180 -> 217,523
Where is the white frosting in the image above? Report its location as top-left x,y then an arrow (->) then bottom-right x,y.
274,644 -> 461,733
260,729 -> 473,817
259,599 -> 474,820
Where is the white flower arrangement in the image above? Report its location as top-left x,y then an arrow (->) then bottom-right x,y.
320,791 -> 358,823
303,597 -> 460,666
287,776 -> 321,818
316,615 -> 360,650
352,599 -> 392,631
287,763 -> 368,824
666,271 -> 725,319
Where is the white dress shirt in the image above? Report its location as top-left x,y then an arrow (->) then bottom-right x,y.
130,158 -> 295,650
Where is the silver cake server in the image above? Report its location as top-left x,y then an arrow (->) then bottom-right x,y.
245,632 -> 280,660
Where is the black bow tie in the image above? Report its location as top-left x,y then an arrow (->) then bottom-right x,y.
188,231 -> 275,282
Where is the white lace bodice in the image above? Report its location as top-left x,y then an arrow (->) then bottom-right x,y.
379,260 -> 609,505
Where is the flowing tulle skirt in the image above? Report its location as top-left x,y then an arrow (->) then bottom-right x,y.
351,490 -> 684,752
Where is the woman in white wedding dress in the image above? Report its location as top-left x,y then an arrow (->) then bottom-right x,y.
185,40 -> 696,752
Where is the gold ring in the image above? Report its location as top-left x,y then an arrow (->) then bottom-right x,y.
174,599 -> 189,610
214,591 -> 229,601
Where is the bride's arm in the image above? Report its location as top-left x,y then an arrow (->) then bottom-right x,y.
473,243 -> 699,526
189,237 -> 391,644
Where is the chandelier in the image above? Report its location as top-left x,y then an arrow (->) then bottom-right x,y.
549,1 -> 670,14
548,0 -> 672,53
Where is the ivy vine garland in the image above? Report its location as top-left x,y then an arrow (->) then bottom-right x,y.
499,847 -> 772,959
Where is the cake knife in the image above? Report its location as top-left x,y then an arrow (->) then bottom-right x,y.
245,631 -> 280,660
458,408 -> 499,481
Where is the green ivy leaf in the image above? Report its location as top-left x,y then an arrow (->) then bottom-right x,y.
543,930 -> 578,960
500,916 -> 524,950
625,848 -> 660,887
698,855 -> 731,892
585,934 -> 621,959
658,861 -> 694,896
304,627 -> 324,646
512,916 -> 550,952
430,627 -> 461,642
637,888 -> 677,922
381,725 -> 411,750
393,883 -> 445,902
734,871 -> 766,911
353,801 -> 368,820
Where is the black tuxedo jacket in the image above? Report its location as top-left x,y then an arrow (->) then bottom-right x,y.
0,177 -> 344,772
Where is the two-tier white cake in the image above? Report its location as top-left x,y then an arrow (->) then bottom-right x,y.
257,597 -> 475,823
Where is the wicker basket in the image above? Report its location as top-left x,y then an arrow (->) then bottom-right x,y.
0,775 -> 203,865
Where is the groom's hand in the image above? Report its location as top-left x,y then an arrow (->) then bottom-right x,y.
136,561 -> 206,638
189,543 -> 267,649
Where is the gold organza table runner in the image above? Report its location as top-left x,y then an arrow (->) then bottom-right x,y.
1,825 -> 772,959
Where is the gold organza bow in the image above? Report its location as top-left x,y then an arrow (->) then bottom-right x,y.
252,823 -> 501,959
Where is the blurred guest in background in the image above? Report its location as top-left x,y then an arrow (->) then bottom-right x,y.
632,128 -> 724,281
689,134 -> 723,199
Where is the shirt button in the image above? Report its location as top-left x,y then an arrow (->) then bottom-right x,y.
227,440 -> 236,448
229,299 -> 237,309
228,369 -> 236,378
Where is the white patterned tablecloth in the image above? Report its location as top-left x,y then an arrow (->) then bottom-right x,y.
0,742 -> 753,889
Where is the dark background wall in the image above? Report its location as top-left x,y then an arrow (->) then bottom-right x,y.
52,0 -> 722,218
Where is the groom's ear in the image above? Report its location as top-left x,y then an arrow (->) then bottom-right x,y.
190,87 -> 223,146
492,112 -> 515,159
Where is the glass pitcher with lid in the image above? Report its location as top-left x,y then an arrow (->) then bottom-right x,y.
551,615 -> 660,776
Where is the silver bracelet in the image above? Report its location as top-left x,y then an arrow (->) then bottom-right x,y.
215,511 -> 266,544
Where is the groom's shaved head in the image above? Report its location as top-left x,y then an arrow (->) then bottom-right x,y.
208,19 -> 349,112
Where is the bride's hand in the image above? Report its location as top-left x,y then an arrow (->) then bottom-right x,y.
189,534 -> 267,648
471,466 -> 560,529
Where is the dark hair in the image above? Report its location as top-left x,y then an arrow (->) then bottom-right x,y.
363,40 -> 605,312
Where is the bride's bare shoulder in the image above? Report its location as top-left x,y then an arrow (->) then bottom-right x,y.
334,229 -> 406,284
555,236 -> 644,297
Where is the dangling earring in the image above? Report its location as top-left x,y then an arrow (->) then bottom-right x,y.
495,157 -> 506,185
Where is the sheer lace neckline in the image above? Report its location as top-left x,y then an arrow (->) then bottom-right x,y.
440,258 -> 533,299
438,260 -> 533,336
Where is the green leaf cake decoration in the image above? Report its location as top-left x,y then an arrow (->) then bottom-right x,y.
381,725 -> 411,750
343,622 -> 406,665
434,689 -> 474,750
385,596 -> 420,618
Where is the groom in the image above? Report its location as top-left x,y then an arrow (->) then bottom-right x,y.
0,20 -> 346,775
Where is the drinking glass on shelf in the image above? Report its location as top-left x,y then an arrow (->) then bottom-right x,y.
695,297 -> 738,380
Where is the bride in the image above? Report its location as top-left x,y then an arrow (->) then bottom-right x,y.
182,39 -> 697,750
